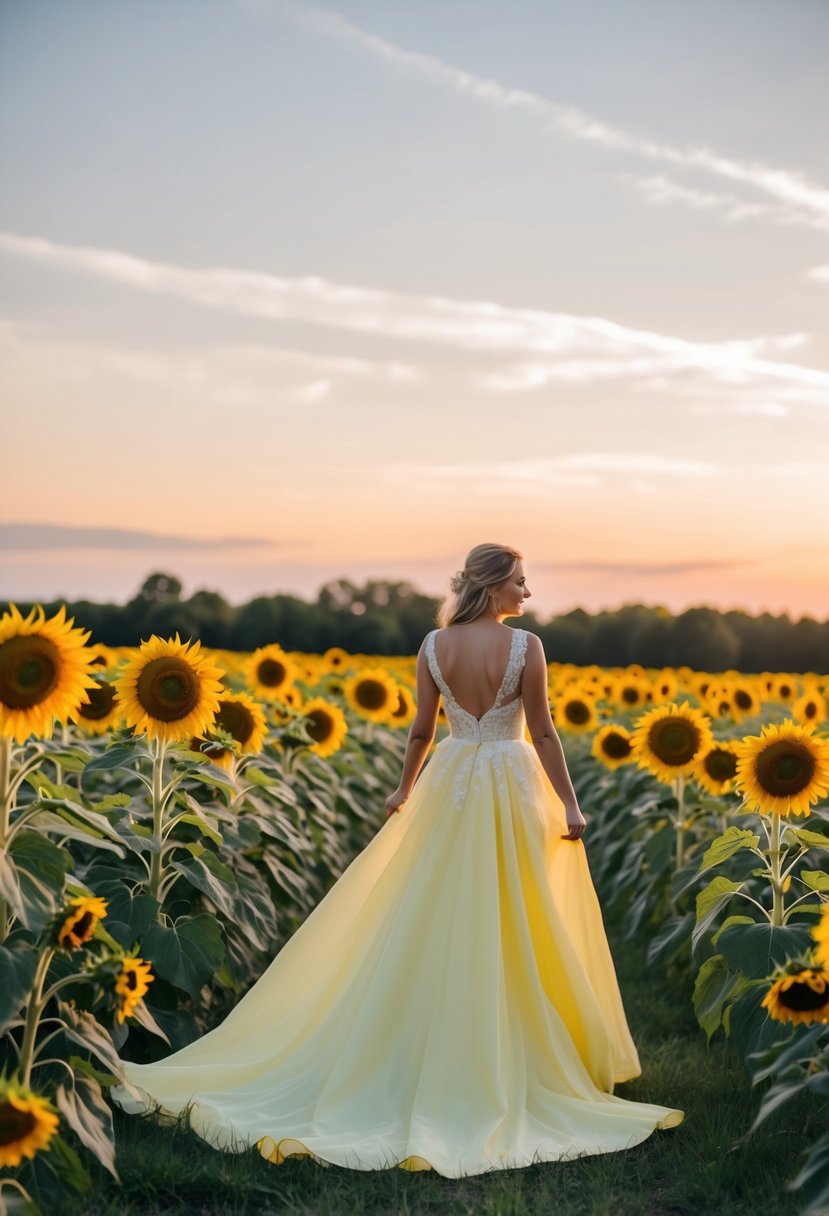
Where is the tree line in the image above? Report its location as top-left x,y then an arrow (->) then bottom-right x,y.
4,571 -> 828,674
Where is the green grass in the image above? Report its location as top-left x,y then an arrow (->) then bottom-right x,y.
51,914 -> 825,1216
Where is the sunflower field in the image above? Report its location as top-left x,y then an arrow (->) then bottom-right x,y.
1,603 -> 828,1215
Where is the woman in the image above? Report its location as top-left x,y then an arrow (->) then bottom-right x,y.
111,542 -> 684,1177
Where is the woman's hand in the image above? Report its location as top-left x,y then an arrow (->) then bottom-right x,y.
561,802 -> 587,841
385,789 -> 409,819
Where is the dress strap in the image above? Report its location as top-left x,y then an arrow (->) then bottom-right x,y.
497,629 -> 529,704
425,630 -> 454,703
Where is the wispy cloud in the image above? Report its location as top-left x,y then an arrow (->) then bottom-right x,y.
620,174 -> 822,230
296,6 -> 829,232
2,232 -> 827,404
0,522 -> 300,552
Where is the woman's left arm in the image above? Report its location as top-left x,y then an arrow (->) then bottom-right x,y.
384,640 -> 439,818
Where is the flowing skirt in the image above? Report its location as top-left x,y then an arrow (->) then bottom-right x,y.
111,736 -> 683,1177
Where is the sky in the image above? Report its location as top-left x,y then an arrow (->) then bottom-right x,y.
2,0 -> 828,622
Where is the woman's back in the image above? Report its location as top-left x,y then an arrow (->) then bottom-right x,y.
432,622 -> 522,720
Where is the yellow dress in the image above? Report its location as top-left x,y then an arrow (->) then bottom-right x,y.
110,627 -> 684,1177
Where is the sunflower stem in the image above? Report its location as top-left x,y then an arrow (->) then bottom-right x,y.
674,774 -> 686,871
768,809 -> 785,927
18,947 -> 53,1088
0,737 -> 13,943
148,738 -> 168,918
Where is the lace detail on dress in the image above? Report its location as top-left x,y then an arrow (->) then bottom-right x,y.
425,629 -> 529,745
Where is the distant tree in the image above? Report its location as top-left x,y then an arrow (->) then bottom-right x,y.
670,607 -> 740,671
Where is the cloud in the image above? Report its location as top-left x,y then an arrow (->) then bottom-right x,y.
1,232 -> 827,405
0,522 -> 300,552
621,174 -> 823,230
297,6 -> 829,232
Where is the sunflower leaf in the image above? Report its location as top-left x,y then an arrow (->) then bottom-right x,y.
697,827 -> 760,874
22,810 -> 126,857
0,831 -> 71,932
0,940 -> 38,1034
693,875 -> 745,952
169,852 -> 238,919
784,826 -> 829,850
141,913 -> 225,999
55,1071 -> 120,1182
789,1132 -> 829,1212
717,921 -> 816,979
692,952 -> 752,1039
91,879 -> 159,950
57,1000 -> 124,1075
81,744 -> 147,785
800,870 -> 829,892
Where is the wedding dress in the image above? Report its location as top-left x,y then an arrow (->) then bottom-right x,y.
110,626 -> 683,1177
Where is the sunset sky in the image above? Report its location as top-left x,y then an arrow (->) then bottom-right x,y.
2,0 -> 828,621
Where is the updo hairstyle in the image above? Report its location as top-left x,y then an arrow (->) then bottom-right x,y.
436,542 -> 523,628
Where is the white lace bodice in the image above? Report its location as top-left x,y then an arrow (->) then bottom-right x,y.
425,627 -> 529,743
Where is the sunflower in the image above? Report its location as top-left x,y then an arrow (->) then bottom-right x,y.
761,966 -> 829,1026
734,719 -> 829,817
74,675 -> 122,735
0,1078 -> 60,1168
728,681 -> 762,723
792,689 -> 828,728
57,894 -> 108,950
190,690 -> 268,770
0,603 -> 99,743
299,697 -> 348,758
343,667 -> 399,723
245,644 -> 298,700
654,670 -> 679,702
771,675 -> 797,704
114,634 -> 225,744
630,701 -> 715,783
812,904 -> 829,970
323,646 -> 352,673
114,957 -> 155,1024
553,689 -> 599,734
611,672 -> 649,712
592,724 -> 634,770
389,685 -> 417,728
693,741 -> 741,796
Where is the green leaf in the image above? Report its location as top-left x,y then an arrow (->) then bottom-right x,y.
55,1071 -> 120,1181
0,940 -> 38,1034
81,744 -> 145,785
783,826 -> 829,849
57,1000 -> 124,1075
697,827 -> 760,874
92,879 -> 159,950
168,852 -> 238,918
646,913 -> 694,966
789,1132 -> 829,1213
800,870 -> 829,892
711,913 -> 755,947
717,921 -> 816,979
43,1131 -> 91,1195
23,809 -> 125,857
127,994 -> 171,1044
0,831 -> 71,932
693,875 -> 745,952
692,952 -> 752,1039
141,914 -> 225,999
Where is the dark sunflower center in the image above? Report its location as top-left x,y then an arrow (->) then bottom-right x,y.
565,699 -> 591,726
136,658 -> 200,722
803,701 -> 817,719
780,976 -> 829,1012
0,635 -> 61,709
79,680 -> 117,720
0,1102 -> 36,1144
257,659 -> 287,688
621,686 -> 639,705
755,740 -> 816,798
124,969 -> 138,992
602,732 -> 632,760
306,709 -> 335,743
779,684 -> 792,699
647,718 -> 700,766
355,679 -> 388,710
734,689 -> 754,711
72,911 -> 94,939
216,700 -> 255,744
705,748 -> 737,781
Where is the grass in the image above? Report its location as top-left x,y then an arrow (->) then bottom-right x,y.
50,913 -> 824,1216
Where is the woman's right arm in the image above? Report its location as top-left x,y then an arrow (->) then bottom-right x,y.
522,632 -> 587,841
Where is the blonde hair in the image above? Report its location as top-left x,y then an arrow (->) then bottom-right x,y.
436,543 -> 523,628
